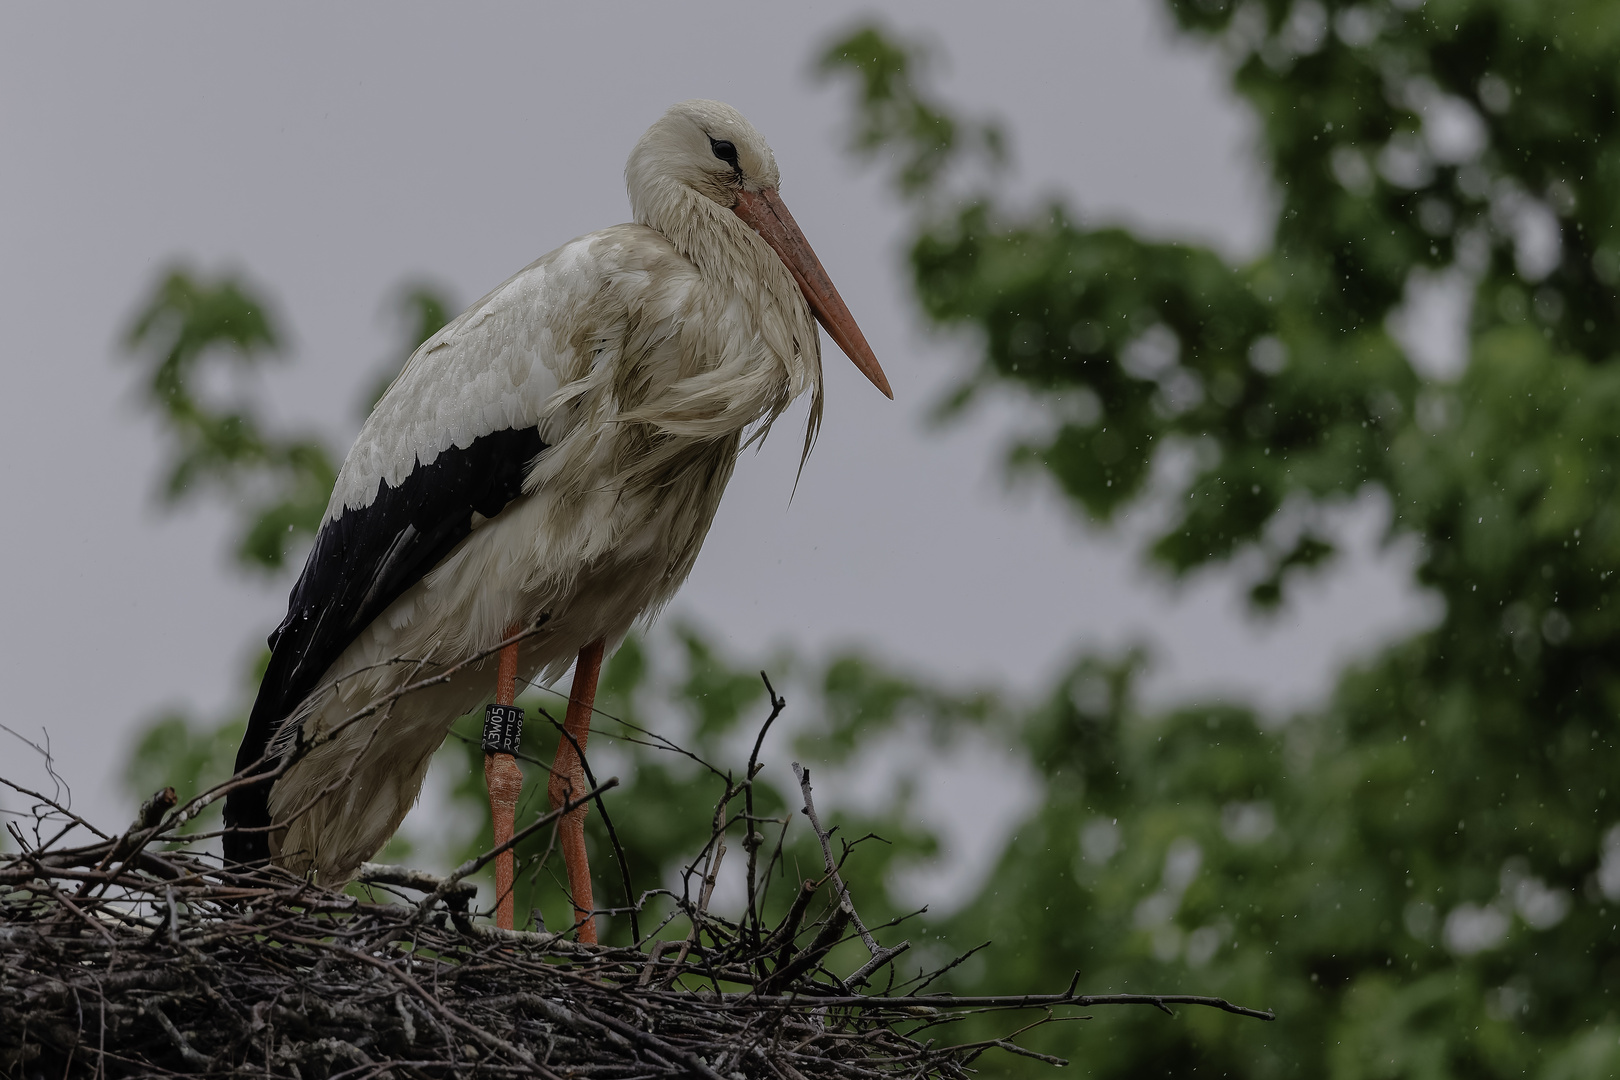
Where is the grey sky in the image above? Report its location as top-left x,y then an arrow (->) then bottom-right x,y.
0,2 -> 1434,834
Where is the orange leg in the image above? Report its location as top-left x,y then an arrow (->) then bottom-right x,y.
484,629 -> 524,931
549,638 -> 604,944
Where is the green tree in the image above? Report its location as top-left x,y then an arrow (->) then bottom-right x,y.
814,3 -> 1620,1076
125,269 -> 334,570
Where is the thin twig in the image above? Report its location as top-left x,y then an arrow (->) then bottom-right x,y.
792,762 -> 910,986
744,673 -> 787,949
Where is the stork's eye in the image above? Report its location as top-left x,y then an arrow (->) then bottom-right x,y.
710,138 -> 739,166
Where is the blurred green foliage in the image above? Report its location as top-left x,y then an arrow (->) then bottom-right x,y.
125,269 -> 335,570
814,2 -> 1620,1076
122,3 -> 1620,1076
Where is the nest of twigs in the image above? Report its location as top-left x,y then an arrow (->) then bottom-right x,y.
5,850 -> 1007,1080
2,678 -> 1270,1079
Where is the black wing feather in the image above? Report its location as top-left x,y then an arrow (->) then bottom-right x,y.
224,426 -> 546,864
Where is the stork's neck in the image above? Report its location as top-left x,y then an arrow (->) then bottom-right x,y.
627,178 -> 824,458
634,180 -> 768,285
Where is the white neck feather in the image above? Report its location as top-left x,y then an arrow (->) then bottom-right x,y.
626,171 -> 824,469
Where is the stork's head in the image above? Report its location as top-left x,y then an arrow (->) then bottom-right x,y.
627,99 -> 781,204
627,100 -> 892,399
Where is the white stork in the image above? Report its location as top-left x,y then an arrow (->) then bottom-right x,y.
222,100 -> 891,938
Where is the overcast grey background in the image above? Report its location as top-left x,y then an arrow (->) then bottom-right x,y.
0,2 -> 1435,842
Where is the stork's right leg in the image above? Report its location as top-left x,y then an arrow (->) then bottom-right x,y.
549,638 -> 605,943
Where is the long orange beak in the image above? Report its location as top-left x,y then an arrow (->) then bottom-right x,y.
733,188 -> 893,399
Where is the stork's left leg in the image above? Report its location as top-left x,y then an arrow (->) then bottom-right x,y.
549,638 -> 605,943
484,629 -> 525,931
